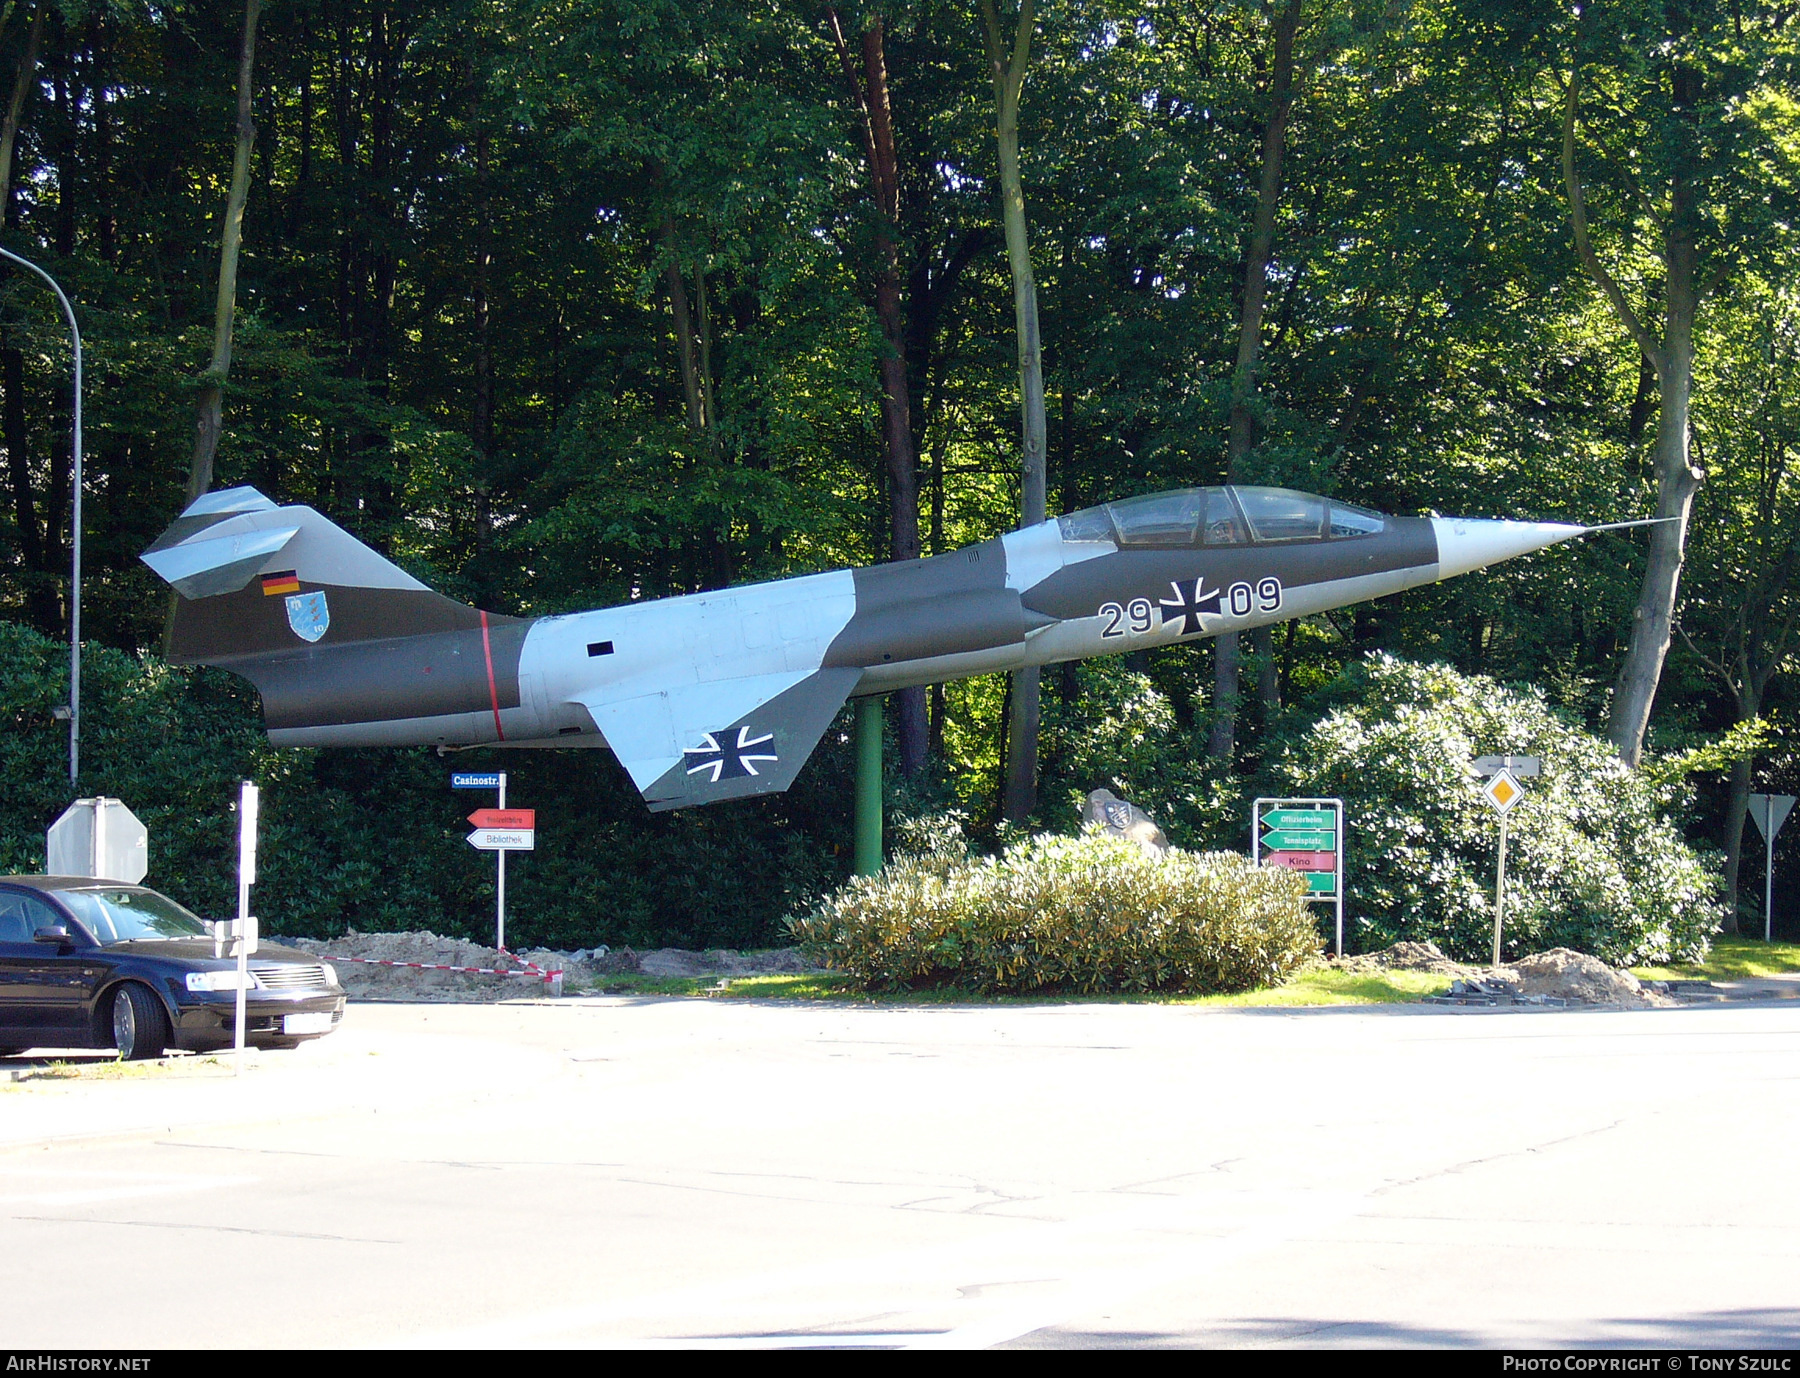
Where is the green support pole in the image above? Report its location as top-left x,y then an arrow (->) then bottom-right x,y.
854,696 -> 884,876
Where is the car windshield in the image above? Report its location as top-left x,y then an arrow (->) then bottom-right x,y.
57,887 -> 210,944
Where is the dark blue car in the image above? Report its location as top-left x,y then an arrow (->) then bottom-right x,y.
0,876 -> 346,1059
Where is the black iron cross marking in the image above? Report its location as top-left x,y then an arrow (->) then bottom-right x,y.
1159,578 -> 1223,635
683,726 -> 779,783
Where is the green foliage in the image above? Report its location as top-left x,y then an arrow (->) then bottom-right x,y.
0,620 -> 851,949
1639,718 -> 1774,792
1036,656 -> 1242,847
0,0 -> 1792,946
789,829 -> 1320,995
1270,654 -> 1722,965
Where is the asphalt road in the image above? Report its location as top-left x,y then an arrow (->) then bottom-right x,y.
3,995 -> 1798,1350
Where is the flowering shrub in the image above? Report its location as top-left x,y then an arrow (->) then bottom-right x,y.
789,830 -> 1319,994
1270,655 -> 1721,964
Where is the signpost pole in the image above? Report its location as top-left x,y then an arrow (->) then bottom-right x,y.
496,773 -> 508,952
1333,800 -> 1343,959
1476,764 -> 1527,967
1493,812 -> 1507,969
1767,814 -> 1775,945
235,780 -> 259,1073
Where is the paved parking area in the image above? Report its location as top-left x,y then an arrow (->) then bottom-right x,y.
2,995 -> 1798,1348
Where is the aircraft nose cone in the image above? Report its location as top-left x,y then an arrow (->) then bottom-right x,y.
1430,517 -> 1587,580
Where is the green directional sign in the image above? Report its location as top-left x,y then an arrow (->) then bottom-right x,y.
1306,871 -> 1337,894
1261,829 -> 1336,850
1260,808 -> 1336,831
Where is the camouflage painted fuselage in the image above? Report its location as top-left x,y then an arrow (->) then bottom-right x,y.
143,486 -> 1583,811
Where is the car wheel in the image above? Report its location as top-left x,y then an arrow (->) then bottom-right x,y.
111,984 -> 169,1060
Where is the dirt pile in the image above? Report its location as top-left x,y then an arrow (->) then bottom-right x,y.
1335,941 -> 1476,978
1337,940 -> 1670,1007
1509,947 -> 1671,1008
290,930 -> 821,1002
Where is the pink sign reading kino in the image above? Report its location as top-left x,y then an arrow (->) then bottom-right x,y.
1262,850 -> 1336,872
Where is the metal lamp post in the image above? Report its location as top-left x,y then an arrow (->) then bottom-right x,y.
0,245 -> 83,784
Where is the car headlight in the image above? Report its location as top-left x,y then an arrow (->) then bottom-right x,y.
185,969 -> 262,992
322,963 -> 339,988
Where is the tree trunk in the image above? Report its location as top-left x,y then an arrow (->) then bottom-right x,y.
660,216 -> 705,435
1562,66 -> 1703,768
1722,751 -> 1751,937
1608,260 -> 1698,764
0,2 -> 46,631
831,10 -> 927,776
1212,0 -> 1301,761
183,0 -> 261,508
0,1 -> 43,208
982,0 -> 1046,823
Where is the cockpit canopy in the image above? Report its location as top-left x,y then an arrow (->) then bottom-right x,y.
1057,486 -> 1385,548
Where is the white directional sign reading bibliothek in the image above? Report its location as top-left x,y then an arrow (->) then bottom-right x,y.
467,828 -> 535,851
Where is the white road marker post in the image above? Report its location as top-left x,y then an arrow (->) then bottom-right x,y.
234,780 -> 260,1071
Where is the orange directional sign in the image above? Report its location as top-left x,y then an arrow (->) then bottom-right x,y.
469,808 -> 535,830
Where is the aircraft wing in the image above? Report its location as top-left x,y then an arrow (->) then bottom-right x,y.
573,667 -> 862,812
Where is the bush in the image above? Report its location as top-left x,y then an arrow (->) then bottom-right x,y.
1268,654 -> 1722,965
789,829 -> 1321,994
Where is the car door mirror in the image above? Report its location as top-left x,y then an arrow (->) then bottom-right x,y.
33,926 -> 71,946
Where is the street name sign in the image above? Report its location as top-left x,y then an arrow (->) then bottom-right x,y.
451,772 -> 505,789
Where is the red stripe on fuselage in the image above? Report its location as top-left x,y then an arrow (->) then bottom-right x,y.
480,610 -> 505,741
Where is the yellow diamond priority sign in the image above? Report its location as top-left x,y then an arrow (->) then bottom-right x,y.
1483,767 -> 1524,814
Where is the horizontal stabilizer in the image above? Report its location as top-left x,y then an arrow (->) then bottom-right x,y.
576,668 -> 862,811
141,524 -> 300,599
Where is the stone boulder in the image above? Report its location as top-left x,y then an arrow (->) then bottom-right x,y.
1082,788 -> 1170,855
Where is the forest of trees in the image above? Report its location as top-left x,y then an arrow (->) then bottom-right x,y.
1,0 -> 1797,946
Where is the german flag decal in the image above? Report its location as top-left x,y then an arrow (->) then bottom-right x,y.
261,570 -> 302,597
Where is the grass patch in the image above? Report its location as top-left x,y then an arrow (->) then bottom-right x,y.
572,975 -> 720,997
1165,966 -> 1453,1007
1632,935 -> 1800,983
570,964 -> 1447,1007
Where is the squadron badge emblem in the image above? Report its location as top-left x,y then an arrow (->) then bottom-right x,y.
285,590 -> 331,643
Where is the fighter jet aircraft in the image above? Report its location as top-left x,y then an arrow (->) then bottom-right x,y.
141,484 -> 1617,811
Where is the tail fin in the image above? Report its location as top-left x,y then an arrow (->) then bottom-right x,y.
143,486 -> 486,666
142,488 -> 530,743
